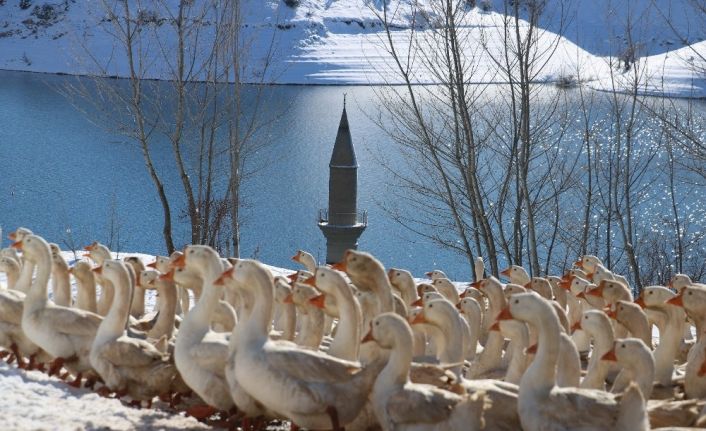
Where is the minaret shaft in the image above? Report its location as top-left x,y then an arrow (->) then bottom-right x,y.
318,101 -> 367,264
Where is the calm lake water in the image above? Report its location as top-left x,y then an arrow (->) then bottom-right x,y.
0,70 -> 470,276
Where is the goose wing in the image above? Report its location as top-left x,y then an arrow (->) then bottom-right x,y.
41,307 -> 101,336
266,341 -> 361,383
387,384 -> 460,424
100,337 -> 167,367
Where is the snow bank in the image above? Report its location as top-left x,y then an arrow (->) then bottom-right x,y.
0,1 -> 703,97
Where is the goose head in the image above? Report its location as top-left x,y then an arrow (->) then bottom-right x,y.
0,256 -> 20,274
274,278 -> 293,304
575,309 -> 613,338
49,243 -> 69,271
640,286 -> 676,308
69,261 -> 95,282
410,298 -> 457,330
457,297 -> 482,316
424,269 -> 447,280
140,269 -> 160,288
666,284 -> 706,319
415,283 -> 437,300
527,277 -> 553,299
124,256 -> 146,278
94,259 -> 131,293
332,249 -> 385,291
499,292 -> 554,327
601,338 -> 651,364
574,255 -> 602,273
387,268 -> 414,288
500,265 -> 531,285
0,247 -> 21,264
148,255 -> 172,273
611,299 -> 645,323
83,241 -> 111,265
12,234 -> 50,263
363,312 -> 412,349
173,245 -> 221,276
460,285 -> 483,302
504,284 -> 527,300
669,274 -> 694,293
8,227 -> 33,242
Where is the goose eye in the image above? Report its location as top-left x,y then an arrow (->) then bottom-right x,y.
321,273 -> 325,278
688,291 -> 693,295
189,250 -> 194,254
621,344 -> 626,348
648,291 -> 653,294
396,272 -> 400,276
584,315 -> 588,319
375,321 -> 379,326
514,299 -> 519,304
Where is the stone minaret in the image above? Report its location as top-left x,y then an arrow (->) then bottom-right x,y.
318,97 -> 367,264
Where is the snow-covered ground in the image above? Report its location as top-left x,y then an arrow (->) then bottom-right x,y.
0,0 -> 703,97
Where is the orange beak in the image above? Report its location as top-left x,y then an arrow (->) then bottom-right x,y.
331,261 -> 346,272
500,268 -> 511,278
11,241 -> 23,250
525,344 -> 538,354
634,296 -> 646,309
558,280 -> 572,290
469,280 -> 482,289
361,326 -> 375,343
601,349 -> 617,362
387,268 -> 395,280
160,270 -> 176,282
489,321 -> 500,331
571,321 -> 582,333
67,267 -> 74,275
497,306 -> 513,321
147,261 -> 158,269
666,293 -> 684,307
283,293 -> 294,304
586,272 -> 595,281
588,285 -> 603,297
309,294 -> 326,309
171,253 -> 186,269
411,297 -> 424,307
82,253 -> 92,260
605,308 -> 617,319
424,271 -> 433,277
8,232 -> 16,241
302,276 -> 317,287
456,302 -> 463,311
411,312 -> 427,325
92,266 -> 103,275
291,252 -> 300,262
524,282 -> 532,289
83,243 -> 95,251
286,272 -> 299,282
574,259 -> 584,268
214,267 -> 234,286
576,291 -> 586,299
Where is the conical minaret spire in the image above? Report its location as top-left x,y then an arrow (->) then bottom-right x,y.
318,96 -> 367,264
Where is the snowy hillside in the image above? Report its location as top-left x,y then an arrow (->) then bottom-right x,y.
0,0 -> 703,95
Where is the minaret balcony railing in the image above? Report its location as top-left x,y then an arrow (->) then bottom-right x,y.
318,209 -> 368,227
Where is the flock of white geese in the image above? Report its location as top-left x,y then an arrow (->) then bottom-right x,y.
1,227 -> 706,430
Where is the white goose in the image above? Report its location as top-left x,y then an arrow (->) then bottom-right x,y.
89,260 -> 176,403
364,312 -> 489,431
601,338 -> 655,399
171,246 -> 234,417
69,261 -> 98,313
225,258 -> 384,431
49,243 -> 72,307
305,267 -> 362,361
388,268 -> 420,306
15,234 -> 102,386
0,256 -> 21,291
499,292 -> 649,431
